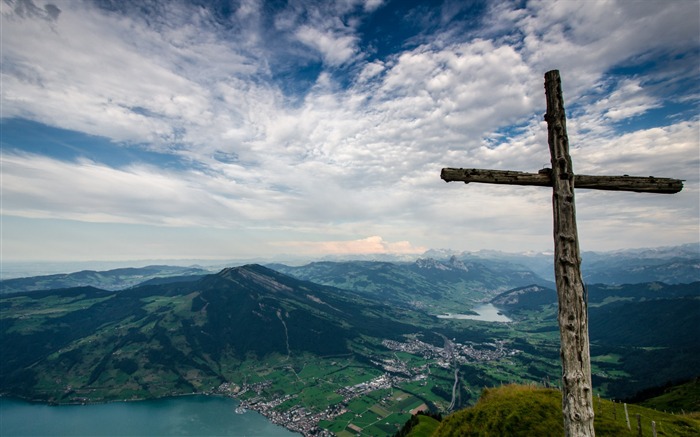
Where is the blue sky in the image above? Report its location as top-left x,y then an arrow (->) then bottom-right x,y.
1,0 -> 699,263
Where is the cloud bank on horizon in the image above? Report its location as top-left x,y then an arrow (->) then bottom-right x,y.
1,0 -> 698,261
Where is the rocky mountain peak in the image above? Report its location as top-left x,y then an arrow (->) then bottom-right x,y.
414,256 -> 469,272
414,258 -> 450,270
447,255 -> 469,272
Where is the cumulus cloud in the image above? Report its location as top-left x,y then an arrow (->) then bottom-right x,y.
294,24 -> 359,66
1,0 -> 698,259
1,0 -> 260,147
274,235 -> 426,255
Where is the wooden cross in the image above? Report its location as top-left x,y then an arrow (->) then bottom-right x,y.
440,70 -> 683,437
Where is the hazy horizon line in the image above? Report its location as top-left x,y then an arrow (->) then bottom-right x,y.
1,241 -> 698,280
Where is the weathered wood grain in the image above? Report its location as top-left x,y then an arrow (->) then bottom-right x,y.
440,168 -> 683,194
545,69 -> 595,437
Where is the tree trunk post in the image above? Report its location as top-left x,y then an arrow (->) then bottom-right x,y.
544,70 -> 595,437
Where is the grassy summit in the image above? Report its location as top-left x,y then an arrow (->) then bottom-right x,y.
410,384 -> 700,436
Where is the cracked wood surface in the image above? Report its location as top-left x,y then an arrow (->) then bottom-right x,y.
545,70 -> 595,437
441,168 -> 683,194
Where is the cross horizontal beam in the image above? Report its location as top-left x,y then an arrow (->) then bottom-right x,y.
441,168 -> 683,194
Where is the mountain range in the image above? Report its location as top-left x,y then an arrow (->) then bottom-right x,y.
0,265 -> 209,294
437,242 -> 700,284
1,264 -> 440,404
269,256 -> 551,312
1,244 -> 698,436
3,243 -> 696,294
490,281 -> 700,398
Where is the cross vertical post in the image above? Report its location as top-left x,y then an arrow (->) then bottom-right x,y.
544,69 -> 594,436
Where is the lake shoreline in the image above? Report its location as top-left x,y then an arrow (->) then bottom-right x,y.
435,303 -> 512,323
1,390 -> 310,435
0,394 -> 299,436
0,390 -> 226,407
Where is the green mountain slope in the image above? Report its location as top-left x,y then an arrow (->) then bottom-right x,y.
269,257 -> 551,312
0,264 -> 437,404
407,256 -> 551,294
489,281 -> 700,399
431,384 -> 700,437
634,378 -> 700,414
0,265 -> 209,294
268,260 -> 447,306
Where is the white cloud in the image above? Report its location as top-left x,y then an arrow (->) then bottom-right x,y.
600,79 -> 661,122
496,0 -> 700,97
356,60 -> 385,83
274,235 -> 426,255
0,151 -> 296,226
294,24 -> 359,66
1,0 -> 259,147
573,121 -> 700,179
363,0 -> 384,13
1,0 -> 698,260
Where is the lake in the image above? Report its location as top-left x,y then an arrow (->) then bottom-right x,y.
0,395 -> 298,437
436,303 -> 512,322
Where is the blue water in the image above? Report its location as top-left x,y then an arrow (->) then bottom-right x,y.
0,396 -> 298,437
436,303 -> 512,322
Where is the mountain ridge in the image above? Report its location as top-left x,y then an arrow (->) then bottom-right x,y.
2,259 -> 698,435
0,265 -> 210,294
0,242 -> 700,285
0,264 -> 435,403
